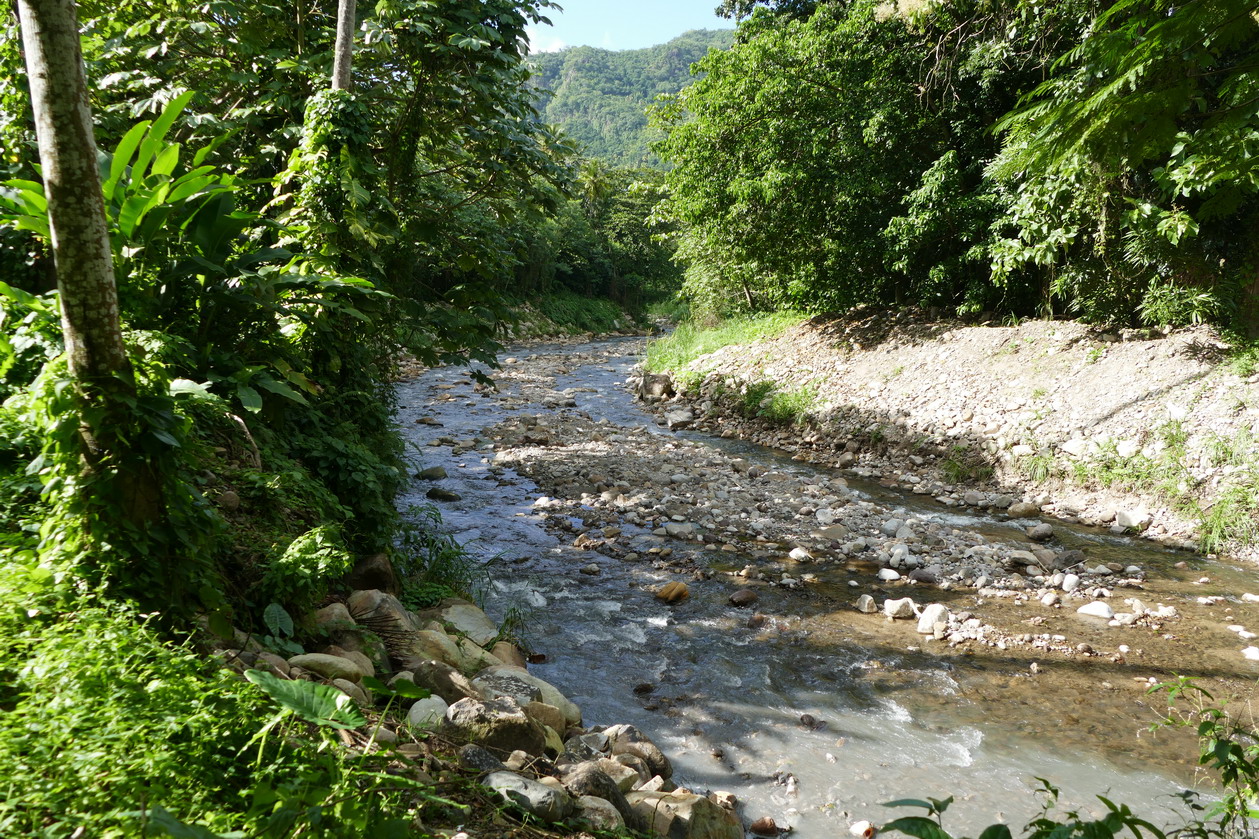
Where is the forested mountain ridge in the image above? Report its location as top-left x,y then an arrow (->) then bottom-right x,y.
529,29 -> 735,167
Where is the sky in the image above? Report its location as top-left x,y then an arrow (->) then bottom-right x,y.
525,0 -> 732,53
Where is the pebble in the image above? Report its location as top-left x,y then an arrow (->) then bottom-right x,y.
729,588 -> 759,607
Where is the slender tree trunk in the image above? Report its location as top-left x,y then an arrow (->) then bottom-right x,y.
331,0 -> 356,90
18,0 -> 131,389
17,0 -> 163,527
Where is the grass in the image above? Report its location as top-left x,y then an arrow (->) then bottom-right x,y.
533,288 -> 627,334
1054,421 -> 1259,554
643,311 -> 804,373
940,443 -> 994,483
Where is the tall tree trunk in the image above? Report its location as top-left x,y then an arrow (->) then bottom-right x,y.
18,0 -> 131,389
331,0 -> 356,90
17,0 -> 163,527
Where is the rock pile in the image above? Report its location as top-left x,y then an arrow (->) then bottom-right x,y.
215,587 -> 741,838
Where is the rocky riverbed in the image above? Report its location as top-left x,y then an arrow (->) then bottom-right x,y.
393,336 -> 1259,837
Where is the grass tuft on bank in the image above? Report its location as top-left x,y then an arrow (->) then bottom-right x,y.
644,312 -> 804,374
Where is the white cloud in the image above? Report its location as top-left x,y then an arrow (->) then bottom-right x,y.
525,25 -> 566,53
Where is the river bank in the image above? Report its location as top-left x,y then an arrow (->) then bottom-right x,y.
639,309 -> 1259,562
398,335 -> 1259,837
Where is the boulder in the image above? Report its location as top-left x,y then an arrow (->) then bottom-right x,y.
604,724 -> 672,779
322,646 -> 374,679
287,653 -> 364,683
1007,501 -> 1040,518
310,602 -> 354,633
395,660 -> 481,705
1115,509 -> 1153,531
883,597 -> 917,619
664,408 -> 695,430
399,630 -> 501,674
458,743 -> 507,774
346,589 -> 418,634
563,762 -> 641,829
656,582 -> 690,604
344,553 -> 398,594
426,599 -> 499,646
576,795 -> 625,831
330,678 -> 369,706
1027,523 -> 1055,542
639,374 -> 676,401
484,771 -> 574,823
626,790 -> 743,839
406,696 -> 449,728
524,701 -> 567,733
473,665 -> 581,726
443,697 -> 548,756
916,603 -> 949,635
1077,601 -> 1115,620
491,641 -> 529,668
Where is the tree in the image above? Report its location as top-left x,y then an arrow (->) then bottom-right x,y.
991,0 -> 1259,329
331,0 -> 356,90
15,0 -> 162,526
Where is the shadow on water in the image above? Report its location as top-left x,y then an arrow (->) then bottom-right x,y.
393,337 -> 1254,836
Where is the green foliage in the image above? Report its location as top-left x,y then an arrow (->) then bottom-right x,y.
529,30 -> 735,167
757,383 -> 818,425
244,669 -> 366,730
940,443 -> 994,484
990,0 -> 1259,329
259,525 -> 355,615
395,506 -> 488,610
535,288 -> 626,333
644,312 -> 802,373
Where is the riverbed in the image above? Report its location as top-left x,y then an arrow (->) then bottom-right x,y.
395,337 -> 1259,836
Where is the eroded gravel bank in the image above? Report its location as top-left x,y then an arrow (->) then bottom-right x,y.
640,311 -> 1259,562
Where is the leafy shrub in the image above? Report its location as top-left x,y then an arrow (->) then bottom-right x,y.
259,525 -> 355,615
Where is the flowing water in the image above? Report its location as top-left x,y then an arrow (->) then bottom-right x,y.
395,337 -> 1259,836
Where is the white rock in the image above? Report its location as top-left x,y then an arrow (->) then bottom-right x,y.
1244,593 -> 1259,603
916,604 -> 950,635
883,597 -> 917,619
1115,509 -> 1152,531
878,568 -> 902,582
1077,602 -> 1115,620
855,594 -> 878,614
1244,647 -> 1259,662
1061,439 -> 1088,457
1041,592 -> 1060,607
788,547 -> 811,561
1062,574 -> 1081,593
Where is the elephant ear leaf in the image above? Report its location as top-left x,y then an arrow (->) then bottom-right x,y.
244,669 -> 366,729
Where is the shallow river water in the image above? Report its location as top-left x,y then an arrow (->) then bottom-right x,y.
395,338 -> 1259,836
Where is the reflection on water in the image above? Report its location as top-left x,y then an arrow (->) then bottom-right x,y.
394,338 -> 1250,835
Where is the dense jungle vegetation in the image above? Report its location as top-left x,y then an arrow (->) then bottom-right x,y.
529,29 -> 735,167
655,0 -> 1259,334
0,0 -> 1257,835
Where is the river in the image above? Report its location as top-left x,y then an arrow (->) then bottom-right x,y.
395,336 -> 1259,836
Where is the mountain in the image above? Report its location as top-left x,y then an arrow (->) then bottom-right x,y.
529,29 -> 736,168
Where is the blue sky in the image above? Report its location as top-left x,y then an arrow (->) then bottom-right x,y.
526,0 -> 732,53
